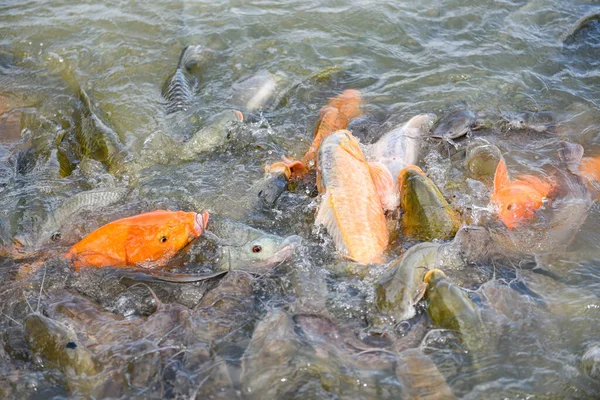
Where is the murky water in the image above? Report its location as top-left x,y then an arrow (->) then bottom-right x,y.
1,0 -> 600,398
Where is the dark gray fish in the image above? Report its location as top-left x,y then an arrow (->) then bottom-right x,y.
431,109 -> 476,141
161,45 -> 203,114
562,13 -> 600,47
250,166 -> 289,209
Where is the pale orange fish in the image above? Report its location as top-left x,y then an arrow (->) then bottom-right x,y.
66,210 -> 209,270
315,130 -> 388,264
492,159 -> 554,230
269,89 -> 362,180
578,156 -> 600,197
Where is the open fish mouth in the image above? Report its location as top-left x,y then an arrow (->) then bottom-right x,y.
244,235 -> 302,272
193,211 -> 210,237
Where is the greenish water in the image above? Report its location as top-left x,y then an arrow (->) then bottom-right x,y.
0,0 -> 600,399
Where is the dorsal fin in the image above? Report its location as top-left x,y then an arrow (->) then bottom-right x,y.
493,157 -> 510,194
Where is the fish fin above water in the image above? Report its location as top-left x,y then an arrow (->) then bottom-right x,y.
178,45 -> 204,73
558,141 -> 584,175
493,157 -> 510,194
368,161 -> 398,211
315,192 -> 348,257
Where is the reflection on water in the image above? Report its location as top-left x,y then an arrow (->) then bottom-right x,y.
1,0 -> 600,398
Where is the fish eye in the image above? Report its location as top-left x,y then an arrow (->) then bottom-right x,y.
66,342 -> 77,349
160,236 -> 168,243
252,245 -> 262,253
507,204 -> 515,211
51,232 -> 62,242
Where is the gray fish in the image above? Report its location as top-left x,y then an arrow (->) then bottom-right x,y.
431,109 -> 476,141
205,215 -> 302,272
582,344 -> 600,380
161,45 -> 203,114
374,242 -> 440,323
249,164 -> 289,209
562,13 -> 600,47
465,138 -> 502,181
231,70 -> 290,111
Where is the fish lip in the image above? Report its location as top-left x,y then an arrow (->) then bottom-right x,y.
279,235 -> 302,251
193,212 -> 209,237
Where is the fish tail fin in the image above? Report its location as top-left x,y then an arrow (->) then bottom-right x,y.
558,141 -> 584,175
493,157 -> 510,195
368,161 -> 398,211
315,192 -> 348,257
178,45 -> 204,72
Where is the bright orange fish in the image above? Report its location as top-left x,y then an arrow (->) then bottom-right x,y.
492,159 -> 554,230
270,89 -> 362,179
315,130 -> 388,264
66,210 -> 209,270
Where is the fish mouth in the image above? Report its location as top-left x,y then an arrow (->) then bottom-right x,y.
193,211 -> 210,237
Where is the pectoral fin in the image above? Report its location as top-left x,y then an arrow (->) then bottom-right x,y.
315,192 -> 348,256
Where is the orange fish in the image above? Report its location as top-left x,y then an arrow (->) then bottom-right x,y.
492,159 -> 554,230
270,89 -> 362,179
579,156 -> 600,197
66,210 -> 209,270
315,129 -> 388,264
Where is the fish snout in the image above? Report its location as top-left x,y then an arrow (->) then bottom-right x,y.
193,211 -> 210,237
280,235 -> 302,250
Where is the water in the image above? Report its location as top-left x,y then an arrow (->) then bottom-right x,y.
1,0 -> 600,398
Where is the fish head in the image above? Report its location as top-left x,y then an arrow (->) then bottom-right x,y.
125,210 -> 209,266
24,314 -> 97,378
253,162 -> 291,208
220,232 -> 301,272
398,166 -> 460,240
492,159 -> 553,230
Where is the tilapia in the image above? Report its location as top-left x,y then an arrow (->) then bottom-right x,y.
465,138 -> 502,181
396,349 -> 456,400
15,187 -> 129,251
316,130 -> 388,264
162,45 -> 203,114
231,70 -> 290,111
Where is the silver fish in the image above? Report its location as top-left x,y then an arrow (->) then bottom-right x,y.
368,113 -> 437,180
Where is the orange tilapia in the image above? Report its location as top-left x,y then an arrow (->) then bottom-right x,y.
270,89 -> 362,179
66,210 -> 209,270
492,159 -> 554,229
578,156 -> 600,197
315,130 -> 388,264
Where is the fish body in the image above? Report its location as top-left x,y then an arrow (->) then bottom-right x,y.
66,210 -> 208,270
231,70 -> 289,111
492,158 -> 554,230
316,130 -> 388,264
161,45 -> 203,114
368,113 -> 437,181
271,89 -> 362,179
398,166 -> 460,241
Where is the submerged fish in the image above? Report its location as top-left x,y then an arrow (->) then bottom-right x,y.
205,215 -> 301,272
574,155 -> 600,199
465,138 -> 503,181
492,158 -> 554,230
424,269 -> 484,354
397,165 -> 460,241
395,349 -> 457,400
15,187 -> 129,251
66,210 -> 209,270
231,70 -> 290,111
162,45 -> 203,114
24,314 -> 98,394
316,130 -> 388,264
